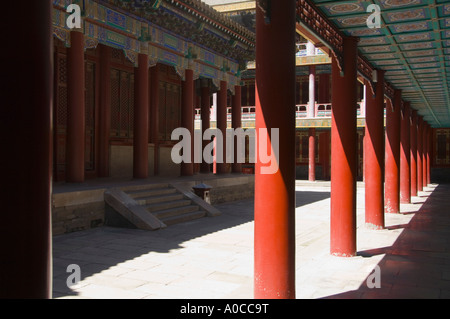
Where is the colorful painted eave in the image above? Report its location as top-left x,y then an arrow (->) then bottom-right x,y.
300,0 -> 450,128
52,0 -> 256,88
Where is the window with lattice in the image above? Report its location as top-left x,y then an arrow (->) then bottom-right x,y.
110,68 -> 134,139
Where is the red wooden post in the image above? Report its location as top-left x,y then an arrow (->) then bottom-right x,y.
427,127 -> 432,185
254,1 -> 296,299
67,31 -> 85,182
150,65 -> 159,175
410,110 -> 418,197
98,44 -> 111,177
133,53 -> 149,179
330,36 -> 359,256
1,0 -> 53,298
181,69 -> 194,176
309,128 -> 316,181
417,117 -> 423,192
364,71 -> 385,229
400,102 -> 411,203
200,82 -> 211,174
308,65 -> 316,118
217,80 -> 228,174
385,90 -> 401,214
422,123 -> 428,188
232,85 -> 242,173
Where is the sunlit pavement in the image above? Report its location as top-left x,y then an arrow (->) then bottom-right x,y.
53,182 -> 450,299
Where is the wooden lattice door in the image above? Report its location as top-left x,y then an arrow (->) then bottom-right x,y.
85,61 -> 97,173
53,46 -> 98,181
54,51 -> 68,181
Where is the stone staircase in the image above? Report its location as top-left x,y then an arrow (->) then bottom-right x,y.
123,183 -> 206,227
104,183 -> 212,230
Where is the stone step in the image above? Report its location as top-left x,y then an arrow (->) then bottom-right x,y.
152,205 -> 200,220
160,210 -> 207,226
130,189 -> 178,202
145,199 -> 192,213
134,193 -> 183,206
122,183 -> 169,193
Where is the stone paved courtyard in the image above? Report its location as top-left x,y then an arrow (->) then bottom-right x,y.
52,182 -> 450,299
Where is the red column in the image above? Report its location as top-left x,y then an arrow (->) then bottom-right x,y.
309,128 -> 316,181
98,44 -> 111,177
427,127 -> 432,185
232,85 -> 242,173
400,101 -> 411,203
364,71 -> 385,229
422,123 -> 428,188
150,65 -> 159,175
1,0 -> 52,298
385,90 -> 401,214
308,65 -> 316,118
330,36 -> 358,257
216,80 -> 228,174
200,82 -> 211,174
254,1 -> 296,299
417,117 -> 423,192
323,130 -> 330,180
67,31 -> 85,182
133,54 -> 149,179
181,69 -> 194,176
410,110 -> 418,196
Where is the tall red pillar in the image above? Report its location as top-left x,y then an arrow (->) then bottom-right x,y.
133,54 -> 149,179
400,102 -> 411,203
150,65 -> 160,175
330,36 -> 359,257
427,127 -> 432,185
232,85 -> 242,173
216,80 -> 228,174
410,110 -> 418,196
309,128 -> 316,181
181,69 -> 194,176
200,82 -> 211,174
1,0 -> 53,298
417,117 -> 423,192
98,44 -> 111,177
254,1 -> 296,299
364,71 -> 385,229
422,123 -> 428,189
385,90 -> 401,214
67,31 -> 85,182
308,65 -> 316,118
